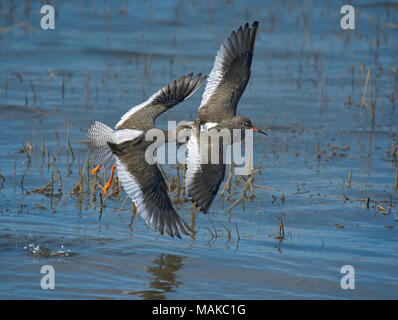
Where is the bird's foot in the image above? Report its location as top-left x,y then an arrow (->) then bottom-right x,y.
102,165 -> 115,195
91,163 -> 102,175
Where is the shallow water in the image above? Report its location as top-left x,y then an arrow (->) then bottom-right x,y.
0,0 -> 397,299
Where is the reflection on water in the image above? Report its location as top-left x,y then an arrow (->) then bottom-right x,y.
92,254 -> 185,300
0,0 -> 397,299
128,254 -> 184,300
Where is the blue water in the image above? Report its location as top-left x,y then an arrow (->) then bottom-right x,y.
0,0 -> 397,299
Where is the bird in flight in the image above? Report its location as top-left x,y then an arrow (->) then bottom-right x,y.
86,21 -> 265,238
87,73 -> 206,238
186,21 -> 267,214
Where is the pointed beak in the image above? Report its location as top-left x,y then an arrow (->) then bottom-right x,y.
251,126 -> 268,135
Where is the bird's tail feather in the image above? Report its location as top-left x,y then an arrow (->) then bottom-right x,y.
86,121 -> 115,170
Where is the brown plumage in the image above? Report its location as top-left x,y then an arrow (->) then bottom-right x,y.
117,73 -> 206,130
186,21 -> 266,214
198,21 -> 259,123
87,73 -> 206,237
108,139 -> 191,238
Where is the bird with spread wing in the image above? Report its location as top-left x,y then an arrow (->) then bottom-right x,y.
87,73 -> 206,238
186,21 -> 267,214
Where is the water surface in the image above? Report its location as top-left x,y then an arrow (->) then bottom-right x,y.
0,0 -> 397,299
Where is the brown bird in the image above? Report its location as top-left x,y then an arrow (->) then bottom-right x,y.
87,73 -> 206,237
186,21 -> 267,213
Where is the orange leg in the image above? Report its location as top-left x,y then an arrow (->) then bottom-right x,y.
102,165 -> 116,195
91,163 -> 102,175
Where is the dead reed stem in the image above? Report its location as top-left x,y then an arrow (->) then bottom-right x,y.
130,202 -> 137,231
99,192 -> 103,220
118,196 -> 129,215
66,123 -> 70,165
361,69 -> 371,108
41,133 -> 45,163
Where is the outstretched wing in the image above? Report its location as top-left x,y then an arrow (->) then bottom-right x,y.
198,21 -> 259,122
116,73 -> 206,129
108,140 -> 192,238
186,125 -> 226,213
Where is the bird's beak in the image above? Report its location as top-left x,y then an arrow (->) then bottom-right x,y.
251,127 -> 268,135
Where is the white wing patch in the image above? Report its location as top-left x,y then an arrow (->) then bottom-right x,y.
186,127 -> 202,191
115,158 -> 152,225
111,129 -> 144,144
115,90 -> 161,129
198,43 -> 229,110
200,122 -> 218,131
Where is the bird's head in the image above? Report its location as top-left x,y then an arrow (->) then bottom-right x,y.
234,116 -> 268,135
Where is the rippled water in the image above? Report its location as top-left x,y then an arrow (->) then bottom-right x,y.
0,0 -> 397,299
